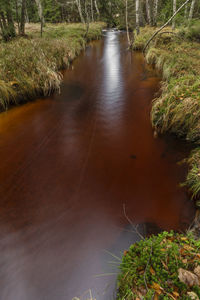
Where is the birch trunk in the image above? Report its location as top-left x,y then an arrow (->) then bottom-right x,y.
75,0 -> 85,23
35,0 -> 44,37
125,0 -> 130,45
172,0 -> 176,30
146,0 -> 151,25
153,0 -> 158,26
184,3 -> 188,18
189,0 -> 196,19
135,0 -> 140,35
94,0 -> 100,16
91,0 -> 94,22
15,0 -> 20,34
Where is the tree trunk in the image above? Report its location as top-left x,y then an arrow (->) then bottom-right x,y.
146,0 -> 151,25
20,0 -> 26,35
0,11 -> 7,30
90,0 -> 94,22
35,0 -> 44,37
6,0 -> 16,35
125,0 -> 130,45
94,0 -> 100,16
135,0 -> 140,35
2,1 -> 16,40
75,0 -> 85,23
153,0 -> 158,26
84,0 -> 90,38
189,0 -> 196,19
15,0 -> 20,34
184,3 -> 188,18
172,0 -> 176,30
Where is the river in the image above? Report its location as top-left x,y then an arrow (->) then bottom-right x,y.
0,31 -> 194,300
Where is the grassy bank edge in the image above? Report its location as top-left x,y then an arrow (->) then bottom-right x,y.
131,25 -> 200,206
0,22 -> 105,111
116,25 -> 200,300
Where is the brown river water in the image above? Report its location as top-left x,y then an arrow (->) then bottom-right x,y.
0,31 -> 195,300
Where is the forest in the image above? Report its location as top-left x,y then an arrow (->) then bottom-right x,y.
0,0 -> 200,300
0,0 -> 200,40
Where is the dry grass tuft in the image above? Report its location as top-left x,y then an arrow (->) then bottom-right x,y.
0,22 -> 105,110
134,24 -> 200,198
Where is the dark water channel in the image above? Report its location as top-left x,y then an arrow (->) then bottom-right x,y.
0,31 -> 195,300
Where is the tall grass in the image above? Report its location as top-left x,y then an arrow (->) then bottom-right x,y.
133,23 -> 200,199
183,148 -> 200,201
0,22 -> 104,110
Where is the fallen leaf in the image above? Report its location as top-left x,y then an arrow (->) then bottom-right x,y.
182,259 -> 188,264
150,267 -> 156,275
167,293 -> 176,300
138,287 -> 146,296
172,291 -> 179,298
187,291 -> 199,300
161,238 -> 167,244
151,282 -> 164,295
181,237 -> 188,241
183,245 -> 195,252
194,265 -> 200,278
178,268 -> 199,287
180,248 -> 187,256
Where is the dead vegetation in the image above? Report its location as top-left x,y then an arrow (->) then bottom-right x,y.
0,22 -> 104,110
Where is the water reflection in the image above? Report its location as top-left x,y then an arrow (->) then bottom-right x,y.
98,32 -> 125,133
103,32 -> 123,98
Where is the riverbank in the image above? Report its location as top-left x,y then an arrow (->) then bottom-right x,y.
132,24 -> 200,206
116,24 -> 200,300
0,22 -> 104,111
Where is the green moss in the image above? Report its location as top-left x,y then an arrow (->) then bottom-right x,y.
117,231 -> 200,300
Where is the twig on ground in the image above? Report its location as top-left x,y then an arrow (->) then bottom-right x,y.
123,203 -> 144,240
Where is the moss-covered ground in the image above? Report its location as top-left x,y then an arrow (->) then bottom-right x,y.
0,22 -> 105,110
117,231 -> 200,300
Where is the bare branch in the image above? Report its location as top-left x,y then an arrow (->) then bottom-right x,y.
123,204 -> 144,240
143,0 -> 191,54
